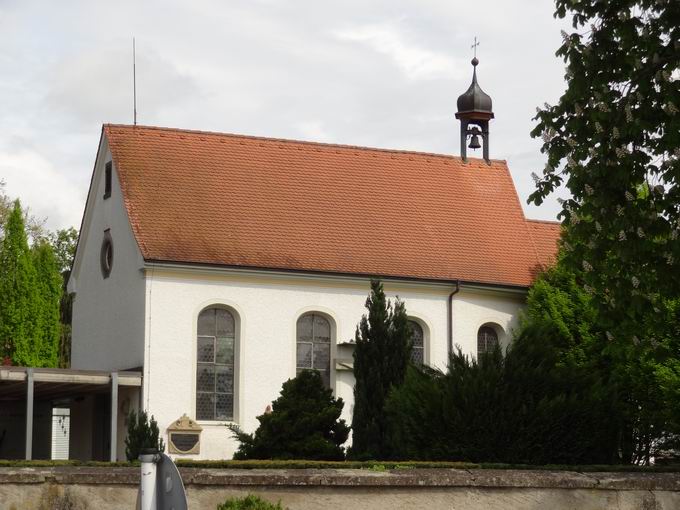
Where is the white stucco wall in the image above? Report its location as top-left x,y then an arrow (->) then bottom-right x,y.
69,137 -> 146,372
143,268 -> 525,460
452,288 -> 526,355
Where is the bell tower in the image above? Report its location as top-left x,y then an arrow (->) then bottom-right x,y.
455,42 -> 494,163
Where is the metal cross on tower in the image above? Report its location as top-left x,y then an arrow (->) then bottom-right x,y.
471,37 -> 480,58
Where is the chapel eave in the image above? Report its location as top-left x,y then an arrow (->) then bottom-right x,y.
142,259 -> 532,295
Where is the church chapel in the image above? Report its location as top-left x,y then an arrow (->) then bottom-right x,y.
67,59 -> 560,459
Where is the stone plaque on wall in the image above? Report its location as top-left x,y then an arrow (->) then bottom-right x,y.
167,414 -> 202,455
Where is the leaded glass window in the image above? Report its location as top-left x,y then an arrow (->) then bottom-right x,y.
477,326 -> 498,358
408,320 -> 424,365
196,307 -> 235,421
296,313 -> 331,388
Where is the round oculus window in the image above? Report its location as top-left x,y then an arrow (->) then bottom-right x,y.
100,232 -> 114,278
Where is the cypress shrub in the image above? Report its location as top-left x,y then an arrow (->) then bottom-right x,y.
125,410 -> 165,460
229,370 -> 349,460
350,279 -> 411,460
501,321 -> 619,464
386,320 -> 620,464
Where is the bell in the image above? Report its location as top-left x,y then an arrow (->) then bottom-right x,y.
468,133 -> 481,150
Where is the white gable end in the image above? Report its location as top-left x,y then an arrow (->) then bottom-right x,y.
69,133 -> 146,371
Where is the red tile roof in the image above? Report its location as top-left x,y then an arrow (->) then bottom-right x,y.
526,219 -> 562,268
104,125 -> 560,287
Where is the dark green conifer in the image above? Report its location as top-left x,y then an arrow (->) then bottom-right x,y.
125,410 -> 165,460
230,370 -> 349,460
350,279 -> 411,460
385,324 -> 619,465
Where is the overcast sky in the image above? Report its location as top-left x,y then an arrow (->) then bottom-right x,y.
0,0 -> 570,232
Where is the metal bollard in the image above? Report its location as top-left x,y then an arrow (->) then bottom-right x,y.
139,449 -> 160,510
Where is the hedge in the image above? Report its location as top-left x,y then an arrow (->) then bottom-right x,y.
1,459 -> 679,472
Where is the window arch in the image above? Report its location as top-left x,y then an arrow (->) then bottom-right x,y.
196,307 -> 236,421
477,325 -> 499,358
100,229 -> 113,279
296,313 -> 331,388
408,320 -> 424,365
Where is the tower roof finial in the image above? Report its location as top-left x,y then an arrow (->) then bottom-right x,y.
471,36 -> 480,62
456,46 -> 493,116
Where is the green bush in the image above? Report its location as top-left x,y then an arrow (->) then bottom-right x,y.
522,264 -> 680,464
217,494 -> 286,510
229,370 -> 349,460
125,410 -> 165,461
350,279 -> 412,460
385,320 -> 620,464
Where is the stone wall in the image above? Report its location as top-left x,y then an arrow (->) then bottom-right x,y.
1,466 -> 679,510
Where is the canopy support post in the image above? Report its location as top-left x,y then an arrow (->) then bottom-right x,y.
25,368 -> 34,460
110,372 -> 118,462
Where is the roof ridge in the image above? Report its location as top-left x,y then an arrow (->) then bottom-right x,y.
103,123 -> 508,165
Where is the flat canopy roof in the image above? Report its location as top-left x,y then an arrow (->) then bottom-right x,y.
0,366 -> 141,401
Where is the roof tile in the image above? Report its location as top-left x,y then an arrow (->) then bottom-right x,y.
104,124 -> 560,287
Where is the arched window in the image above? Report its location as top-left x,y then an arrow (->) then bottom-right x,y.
408,320 -> 424,365
296,313 -> 331,388
196,307 -> 236,421
477,326 -> 498,358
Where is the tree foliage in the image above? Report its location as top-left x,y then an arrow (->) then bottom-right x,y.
385,322 -> 620,465
525,261 -> 598,352
530,1 -> 680,340
0,200 -> 67,367
125,410 -> 165,461
522,261 -> 680,464
350,279 -> 412,460
0,201 -> 40,365
47,227 -> 78,368
48,227 -> 79,275
625,298 -> 680,463
0,183 -> 77,368
229,370 -> 349,460
32,241 -> 63,368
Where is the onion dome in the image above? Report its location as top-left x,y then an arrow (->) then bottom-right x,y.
456,57 -> 493,116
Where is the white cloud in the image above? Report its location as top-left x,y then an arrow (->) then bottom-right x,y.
333,23 -> 463,81
44,45 -> 198,128
0,0 -> 571,229
0,149 -> 84,231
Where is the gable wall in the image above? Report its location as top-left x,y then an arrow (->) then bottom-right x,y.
142,268 -> 525,460
69,137 -> 146,371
